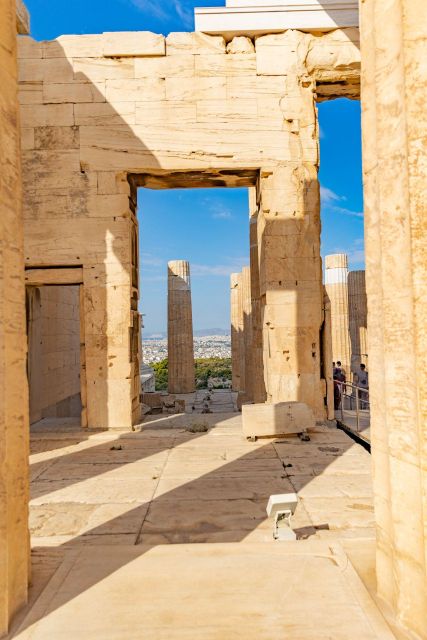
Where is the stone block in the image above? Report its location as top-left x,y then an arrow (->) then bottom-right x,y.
166,32 -> 225,56
226,75 -> 285,99
19,57 -> 74,83
195,54 -> 256,76
196,99 -> 257,123
226,36 -> 255,54
134,55 -> 195,78
74,57 -> 134,82
103,32 -> 165,58
43,82 -> 106,104
20,103 -> 74,127
43,35 -> 105,59
17,35 -> 41,59
34,126 -> 80,150
141,392 -> 163,409
74,102 -> 135,126
242,402 -> 315,439
18,82 -> 43,104
105,78 -> 166,102
166,76 -> 226,101
20,127 -> 34,150
135,101 -> 196,125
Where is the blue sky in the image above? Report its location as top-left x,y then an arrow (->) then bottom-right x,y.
26,0 -> 364,334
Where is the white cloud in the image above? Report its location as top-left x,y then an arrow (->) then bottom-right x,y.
212,206 -> 232,220
141,252 -> 164,268
192,257 -> 248,277
331,238 -> 365,268
331,205 -> 364,219
320,185 -> 344,204
320,185 -> 364,218
128,0 -> 193,28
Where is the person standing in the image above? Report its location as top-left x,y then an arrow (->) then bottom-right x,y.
354,363 -> 369,409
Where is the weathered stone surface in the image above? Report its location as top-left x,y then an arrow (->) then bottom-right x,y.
0,1 -> 29,633
360,0 -> 427,636
103,31 -> 165,58
325,254 -> 352,376
226,36 -> 255,54
242,402 -> 315,439
168,261 -> 195,394
166,31 -> 226,55
17,28 -> 355,429
16,0 -> 29,34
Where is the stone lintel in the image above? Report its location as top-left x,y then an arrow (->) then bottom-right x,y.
16,0 -> 30,34
195,1 -> 359,38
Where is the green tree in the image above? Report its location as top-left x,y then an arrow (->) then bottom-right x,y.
150,358 -> 169,390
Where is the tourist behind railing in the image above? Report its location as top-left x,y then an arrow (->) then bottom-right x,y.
354,363 -> 369,409
333,361 -> 346,410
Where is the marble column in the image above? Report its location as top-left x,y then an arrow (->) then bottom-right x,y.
360,0 -> 427,636
240,265 -> 253,404
0,0 -> 30,633
230,273 -> 241,391
249,190 -> 266,404
167,261 -> 195,394
324,254 -> 352,377
322,289 -> 334,420
348,270 -> 368,372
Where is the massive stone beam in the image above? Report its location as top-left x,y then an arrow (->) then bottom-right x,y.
195,0 -> 359,37
167,261 -> 195,394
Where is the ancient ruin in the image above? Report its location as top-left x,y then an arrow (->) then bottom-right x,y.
325,253 -> 352,375
348,269 -> 368,370
167,260 -> 195,394
0,0 -> 426,638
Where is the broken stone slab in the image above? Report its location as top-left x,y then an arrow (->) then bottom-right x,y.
103,32 -> 165,58
141,392 -> 163,409
242,402 -> 315,440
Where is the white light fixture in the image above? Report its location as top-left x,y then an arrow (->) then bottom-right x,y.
266,493 -> 298,541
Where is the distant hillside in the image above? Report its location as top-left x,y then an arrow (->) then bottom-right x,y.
194,328 -> 229,337
144,328 -> 229,339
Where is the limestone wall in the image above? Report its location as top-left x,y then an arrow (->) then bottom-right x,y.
0,0 -> 30,633
18,28 -> 360,426
27,285 -> 81,424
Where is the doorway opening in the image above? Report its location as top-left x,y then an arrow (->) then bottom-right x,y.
26,270 -> 86,430
318,98 -> 368,432
132,178 -> 252,401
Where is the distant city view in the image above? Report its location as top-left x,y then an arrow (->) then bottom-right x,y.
143,334 -> 231,364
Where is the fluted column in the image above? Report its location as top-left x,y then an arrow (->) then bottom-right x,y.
240,266 -> 253,403
360,0 -> 427,635
348,270 -> 368,372
249,190 -> 266,404
324,254 -> 352,376
167,260 -> 195,394
230,273 -> 241,391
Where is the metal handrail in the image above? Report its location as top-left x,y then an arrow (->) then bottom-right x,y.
334,379 -> 370,433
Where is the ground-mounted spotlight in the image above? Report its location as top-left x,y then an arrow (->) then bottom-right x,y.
266,493 -> 298,541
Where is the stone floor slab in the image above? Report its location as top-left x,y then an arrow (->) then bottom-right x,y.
11,544 -> 395,640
